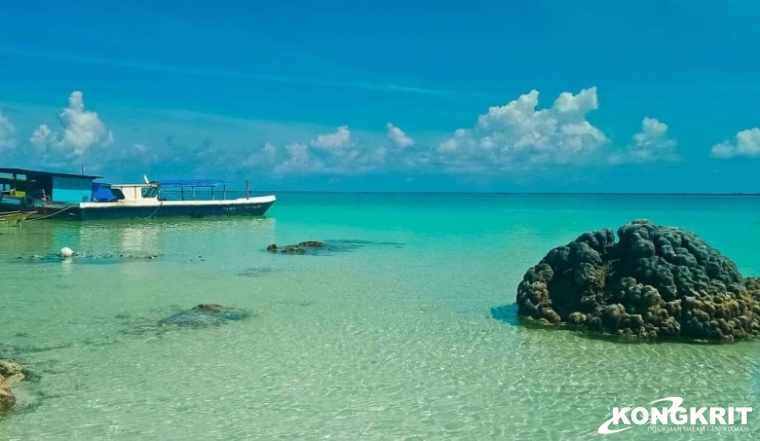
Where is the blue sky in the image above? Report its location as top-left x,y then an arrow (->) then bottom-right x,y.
1,0 -> 760,192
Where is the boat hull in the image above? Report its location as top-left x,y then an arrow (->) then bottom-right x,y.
75,196 -> 276,220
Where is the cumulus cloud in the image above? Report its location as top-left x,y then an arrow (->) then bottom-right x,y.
251,87 -> 680,177
710,128 -> 760,159
6,87 -> 684,180
609,117 -> 678,164
0,108 -> 16,152
273,142 -> 323,175
386,123 -> 414,148
436,88 -> 608,170
30,91 -> 114,163
314,125 -> 352,150
264,125 -> 390,176
242,142 -> 278,167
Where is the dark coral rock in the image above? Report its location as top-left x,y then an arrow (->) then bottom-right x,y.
267,241 -> 325,255
514,219 -> 760,343
297,241 -> 326,248
281,245 -> 307,254
266,240 -> 402,255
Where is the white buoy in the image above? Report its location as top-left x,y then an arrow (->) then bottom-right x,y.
60,247 -> 74,258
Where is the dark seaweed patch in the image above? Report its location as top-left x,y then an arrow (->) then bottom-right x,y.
266,239 -> 406,256
12,251 -> 161,265
8,343 -> 73,355
121,304 -> 251,335
237,267 -> 279,277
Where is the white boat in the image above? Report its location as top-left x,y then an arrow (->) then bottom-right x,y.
77,176 -> 276,220
0,168 -> 275,220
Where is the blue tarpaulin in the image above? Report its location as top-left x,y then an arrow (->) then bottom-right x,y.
91,183 -> 117,202
156,179 -> 227,188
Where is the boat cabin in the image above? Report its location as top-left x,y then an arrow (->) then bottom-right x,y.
0,167 -> 103,206
89,178 -> 229,203
94,183 -> 160,202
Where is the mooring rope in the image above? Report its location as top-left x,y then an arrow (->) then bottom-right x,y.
22,204 -> 79,222
140,200 -> 164,219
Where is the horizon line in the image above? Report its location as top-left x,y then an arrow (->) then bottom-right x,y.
166,189 -> 760,196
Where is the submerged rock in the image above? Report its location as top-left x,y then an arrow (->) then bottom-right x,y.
157,304 -> 250,328
514,219 -> 760,343
265,239 -> 404,255
267,241 -> 326,254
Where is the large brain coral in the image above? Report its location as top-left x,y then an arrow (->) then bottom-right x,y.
515,219 -> 760,342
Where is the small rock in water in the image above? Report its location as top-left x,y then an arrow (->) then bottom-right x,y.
267,241 -> 327,255
266,239 -> 404,256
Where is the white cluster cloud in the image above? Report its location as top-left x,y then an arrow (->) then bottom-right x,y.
261,125 -> 389,176
314,125 -> 352,150
0,108 -> 16,152
239,88 -> 684,176
30,91 -> 114,161
273,142 -> 320,174
386,123 -> 414,148
710,128 -> 760,159
437,88 -> 608,169
8,86 -> 760,179
609,117 -> 678,164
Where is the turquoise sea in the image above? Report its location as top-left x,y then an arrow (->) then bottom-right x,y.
1,193 -> 759,440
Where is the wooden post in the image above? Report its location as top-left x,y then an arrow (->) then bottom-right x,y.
181,187 -> 185,201
245,180 -> 249,199
223,184 -> 227,200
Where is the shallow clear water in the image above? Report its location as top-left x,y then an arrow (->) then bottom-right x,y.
1,193 -> 759,440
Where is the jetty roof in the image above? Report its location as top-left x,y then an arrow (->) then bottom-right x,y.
0,167 -> 103,180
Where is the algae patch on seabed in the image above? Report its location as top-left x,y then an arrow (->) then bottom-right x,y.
236,267 -> 280,277
120,304 -> 252,336
12,251 -> 162,265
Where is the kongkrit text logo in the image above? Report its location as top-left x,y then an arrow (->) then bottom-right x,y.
598,397 -> 752,435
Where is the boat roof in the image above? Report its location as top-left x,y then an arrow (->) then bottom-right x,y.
0,167 -> 102,180
103,183 -> 152,188
153,179 -> 227,188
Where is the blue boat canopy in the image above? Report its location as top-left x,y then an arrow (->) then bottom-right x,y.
155,179 -> 227,188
